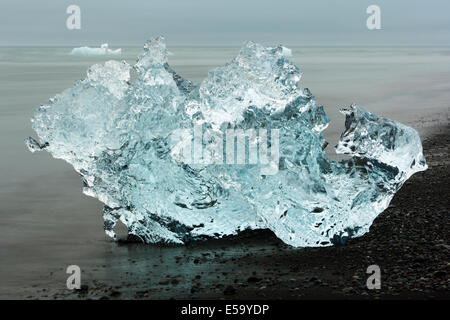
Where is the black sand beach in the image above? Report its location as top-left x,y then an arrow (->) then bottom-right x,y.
12,126 -> 448,300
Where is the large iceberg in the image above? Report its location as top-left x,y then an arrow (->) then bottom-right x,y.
26,37 -> 427,247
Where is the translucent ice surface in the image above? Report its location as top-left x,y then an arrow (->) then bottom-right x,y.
27,37 -> 427,247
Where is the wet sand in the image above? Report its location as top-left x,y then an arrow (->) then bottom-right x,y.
2,125 -> 448,300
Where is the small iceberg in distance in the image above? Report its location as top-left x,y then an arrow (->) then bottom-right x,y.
70,43 -> 121,56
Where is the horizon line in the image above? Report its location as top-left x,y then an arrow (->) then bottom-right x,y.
1,43 -> 450,48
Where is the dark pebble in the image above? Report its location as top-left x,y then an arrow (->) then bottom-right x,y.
224,285 -> 236,295
190,286 -> 200,294
247,276 -> 262,283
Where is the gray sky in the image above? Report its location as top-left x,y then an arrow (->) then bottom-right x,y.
1,0 -> 449,46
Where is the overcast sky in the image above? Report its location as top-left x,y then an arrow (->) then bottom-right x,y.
1,0 -> 449,46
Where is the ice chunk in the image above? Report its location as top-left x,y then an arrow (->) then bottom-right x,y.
27,37 -> 427,247
281,46 -> 292,57
336,105 -> 427,179
70,43 -> 121,56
